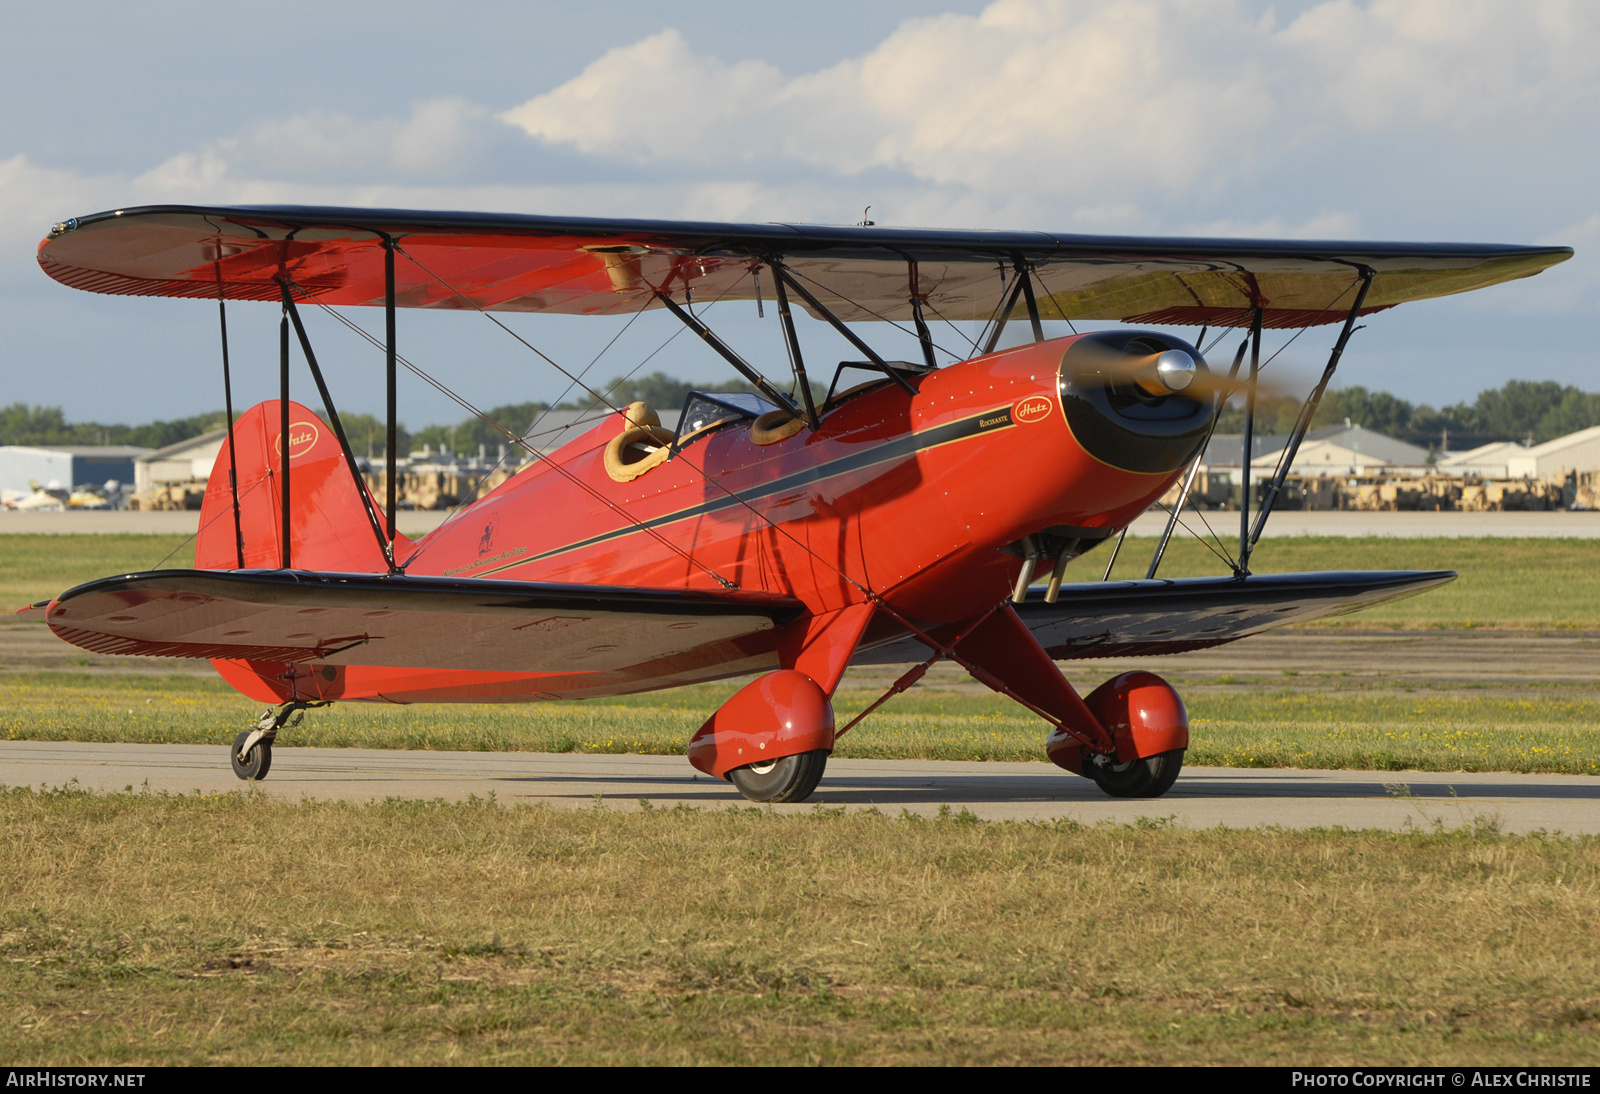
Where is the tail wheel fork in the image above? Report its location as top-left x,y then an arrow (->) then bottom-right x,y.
230,700 -> 320,781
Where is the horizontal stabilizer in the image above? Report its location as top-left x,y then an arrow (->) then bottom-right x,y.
852,570 -> 1456,664
44,569 -> 803,673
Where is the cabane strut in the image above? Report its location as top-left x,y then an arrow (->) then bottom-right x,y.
277,280 -> 398,574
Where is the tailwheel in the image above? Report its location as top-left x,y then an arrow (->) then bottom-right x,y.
1086,749 -> 1184,799
229,701 -> 320,782
728,749 -> 829,803
230,729 -> 272,781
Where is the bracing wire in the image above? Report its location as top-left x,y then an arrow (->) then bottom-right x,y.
918,297 -> 981,357
312,252 -> 1229,696
294,285 -> 738,589
1252,276 -> 1366,495
786,267 -> 967,364
417,294 -> 662,544
1151,498 -> 1238,573
522,291 -> 659,442
1188,495 -> 1240,571
312,262 -> 918,619
148,475 -> 269,570
394,244 -> 642,419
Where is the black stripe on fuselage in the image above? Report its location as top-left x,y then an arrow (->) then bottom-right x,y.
469,405 -> 1015,578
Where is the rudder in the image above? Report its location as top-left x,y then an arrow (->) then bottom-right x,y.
197,400 -> 409,572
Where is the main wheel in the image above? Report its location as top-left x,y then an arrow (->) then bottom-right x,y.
728,749 -> 828,803
1086,748 -> 1183,799
230,731 -> 273,781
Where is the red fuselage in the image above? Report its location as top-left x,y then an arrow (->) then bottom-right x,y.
207,335 -> 1192,705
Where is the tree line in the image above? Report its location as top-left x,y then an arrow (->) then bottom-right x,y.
0,372 -> 754,459
5,374 -> 1597,457
1210,379 -> 1600,449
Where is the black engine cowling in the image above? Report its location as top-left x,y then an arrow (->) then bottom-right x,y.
1057,330 -> 1214,474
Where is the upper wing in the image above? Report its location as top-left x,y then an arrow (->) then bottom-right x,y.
37,204 -> 1570,327
43,569 -> 803,673
852,570 -> 1456,665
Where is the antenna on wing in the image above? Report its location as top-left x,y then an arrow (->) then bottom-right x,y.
858,206 -> 874,227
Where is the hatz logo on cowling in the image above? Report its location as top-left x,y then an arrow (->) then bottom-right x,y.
271,421 -> 321,460
1013,395 -> 1053,424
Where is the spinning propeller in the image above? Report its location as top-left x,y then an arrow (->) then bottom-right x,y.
1060,337 -> 1297,403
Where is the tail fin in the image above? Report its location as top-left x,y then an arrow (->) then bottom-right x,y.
197,400 -> 410,571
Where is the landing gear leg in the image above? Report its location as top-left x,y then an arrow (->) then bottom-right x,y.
230,701 -> 312,782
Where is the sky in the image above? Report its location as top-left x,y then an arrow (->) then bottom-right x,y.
2,0 -> 1597,428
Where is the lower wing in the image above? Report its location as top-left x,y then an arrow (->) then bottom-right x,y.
852,570 -> 1456,664
34,569 -> 803,673
30,567 -> 1454,675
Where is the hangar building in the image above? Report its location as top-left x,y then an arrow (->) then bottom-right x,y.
0,445 -> 150,495
134,429 -> 228,494
1507,425 -> 1600,479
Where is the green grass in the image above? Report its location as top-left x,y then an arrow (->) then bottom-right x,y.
6,671 -> 1599,775
3,788 -> 1597,1065
4,532 -> 1596,629
1086,534 -> 1600,631
0,533 -> 194,609
1187,685 -> 1600,774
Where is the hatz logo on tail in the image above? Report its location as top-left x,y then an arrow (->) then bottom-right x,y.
1013,395 -> 1054,424
271,421 -> 321,460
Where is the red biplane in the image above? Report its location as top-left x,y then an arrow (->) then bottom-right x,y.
21,206 -> 1570,801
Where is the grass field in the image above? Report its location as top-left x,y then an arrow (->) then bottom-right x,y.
4,540 -> 1597,1067
4,531 -> 1598,630
0,534 -> 198,610
5,671 -> 1600,776
3,787 -> 1597,1065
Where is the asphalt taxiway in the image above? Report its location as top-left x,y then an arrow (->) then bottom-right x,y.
3,740 -> 1594,833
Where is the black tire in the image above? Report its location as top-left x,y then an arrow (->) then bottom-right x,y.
230,731 -> 272,781
727,749 -> 828,803
1086,748 -> 1183,799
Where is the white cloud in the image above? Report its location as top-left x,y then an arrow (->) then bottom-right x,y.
246,98 -> 490,179
778,1 -> 1276,196
498,30 -> 784,162
1279,0 -> 1600,132
0,155 -> 114,247
2,99 -> 509,266
498,0 -> 1600,216
1,148 -> 1045,286
500,3 -> 1278,199
8,1 -> 1599,307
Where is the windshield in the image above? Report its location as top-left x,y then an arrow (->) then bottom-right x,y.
674,391 -> 778,448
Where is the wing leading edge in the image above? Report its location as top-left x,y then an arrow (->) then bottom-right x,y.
853,570 -> 1457,665
37,204 -> 1570,328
